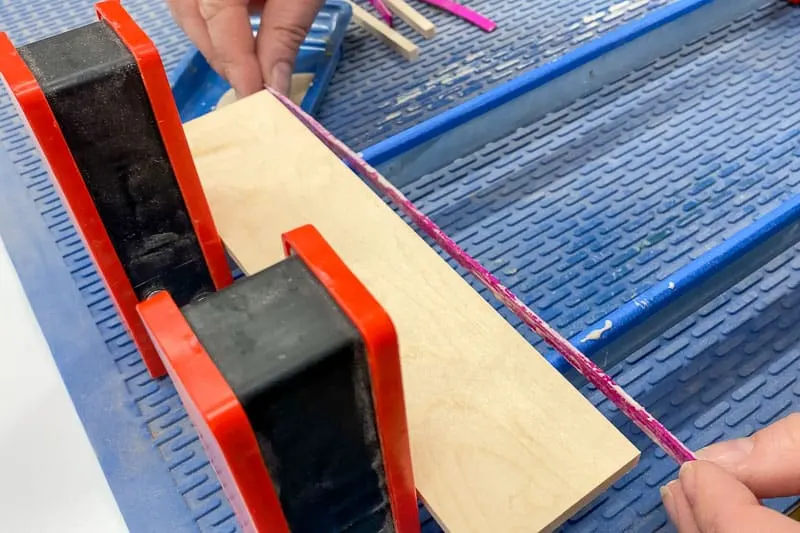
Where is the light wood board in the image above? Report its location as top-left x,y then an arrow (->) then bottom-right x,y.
184,91 -> 639,533
217,73 -> 314,109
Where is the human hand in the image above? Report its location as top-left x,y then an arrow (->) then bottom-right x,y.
661,413 -> 800,532
166,0 -> 325,97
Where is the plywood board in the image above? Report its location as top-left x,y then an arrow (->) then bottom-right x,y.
216,73 -> 315,109
184,91 -> 639,533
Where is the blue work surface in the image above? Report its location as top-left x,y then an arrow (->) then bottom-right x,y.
2,1 -> 800,533
370,0 -> 800,530
395,1 -> 800,363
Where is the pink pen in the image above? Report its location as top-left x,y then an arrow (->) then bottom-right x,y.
267,86 -> 696,465
417,0 -> 497,32
369,0 -> 395,26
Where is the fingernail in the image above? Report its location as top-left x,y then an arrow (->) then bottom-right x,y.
269,61 -> 293,95
678,461 -> 697,501
660,481 -> 678,523
696,437 -> 754,469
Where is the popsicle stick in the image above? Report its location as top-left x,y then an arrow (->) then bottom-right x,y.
385,0 -> 436,38
347,1 -> 420,61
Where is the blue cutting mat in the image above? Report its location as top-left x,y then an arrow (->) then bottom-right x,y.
380,1 -> 800,530
1,0 -> 676,152
2,1 -> 800,533
317,0 -> 675,150
402,1 -> 800,365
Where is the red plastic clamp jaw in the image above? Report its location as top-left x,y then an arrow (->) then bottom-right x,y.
0,2 -> 232,378
0,31 -> 163,374
95,1 -> 233,293
138,224 -> 418,533
137,291 -> 287,533
282,224 -> 419,533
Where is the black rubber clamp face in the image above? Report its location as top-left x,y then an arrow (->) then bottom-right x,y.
183,255 -> 396,533
18,21 -> 214,306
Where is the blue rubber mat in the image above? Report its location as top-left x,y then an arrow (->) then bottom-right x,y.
0,1 -> 190,71
1,0 -> 676,152
377,1 -> 800,530
400,0 -> 800,363
570,244 -> 800,531
318,0 -> 674,150
3,1 -> 800,533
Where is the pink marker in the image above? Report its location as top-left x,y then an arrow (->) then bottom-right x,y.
369,0 -> 395,26
417,0 -> 497,32
267,87 -> 696,465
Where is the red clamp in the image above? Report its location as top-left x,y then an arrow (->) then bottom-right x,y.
0,1 -> 232,377
1,4 -> 418,531
138,225 -> 419,533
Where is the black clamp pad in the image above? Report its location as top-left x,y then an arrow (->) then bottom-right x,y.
17,21 -> 214,306
182,256 -> 396,533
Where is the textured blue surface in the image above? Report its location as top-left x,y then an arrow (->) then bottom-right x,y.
563,189 -> 800,374
402,0 -> 800,360
382,1 -> 800,530
319,0 -> 675,150
567,244 -> 800,531
0,0 -> 677,152
4,2 -> 800,533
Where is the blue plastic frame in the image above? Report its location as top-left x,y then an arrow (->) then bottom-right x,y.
362,0 -> 767,187
552,192 -> 800,372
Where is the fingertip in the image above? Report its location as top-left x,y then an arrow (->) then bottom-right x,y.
661,480 -> 700,533
200,0 -> 263,96
660,482 -> 677,524
677,460 -> 697,500
679,460 -> 763,532
256,0 -> 324,94
268,60 -> 293,95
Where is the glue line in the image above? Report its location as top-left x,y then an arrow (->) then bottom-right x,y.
267,87 -> 696,464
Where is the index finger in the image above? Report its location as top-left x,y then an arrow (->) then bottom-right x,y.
256,0 -> 325,94
199,0 -> 263,96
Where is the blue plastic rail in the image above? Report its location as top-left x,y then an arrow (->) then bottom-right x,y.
561,193 -> 800,373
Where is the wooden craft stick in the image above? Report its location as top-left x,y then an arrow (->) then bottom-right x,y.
267,86 -> 696,466
347,0 -> 420,61
385,0 -> 436,38
185,91 -> 639,533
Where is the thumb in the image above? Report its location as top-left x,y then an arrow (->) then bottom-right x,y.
696,412 -> 800,498
256,0 -> 325,95
679,460 -> 800,533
